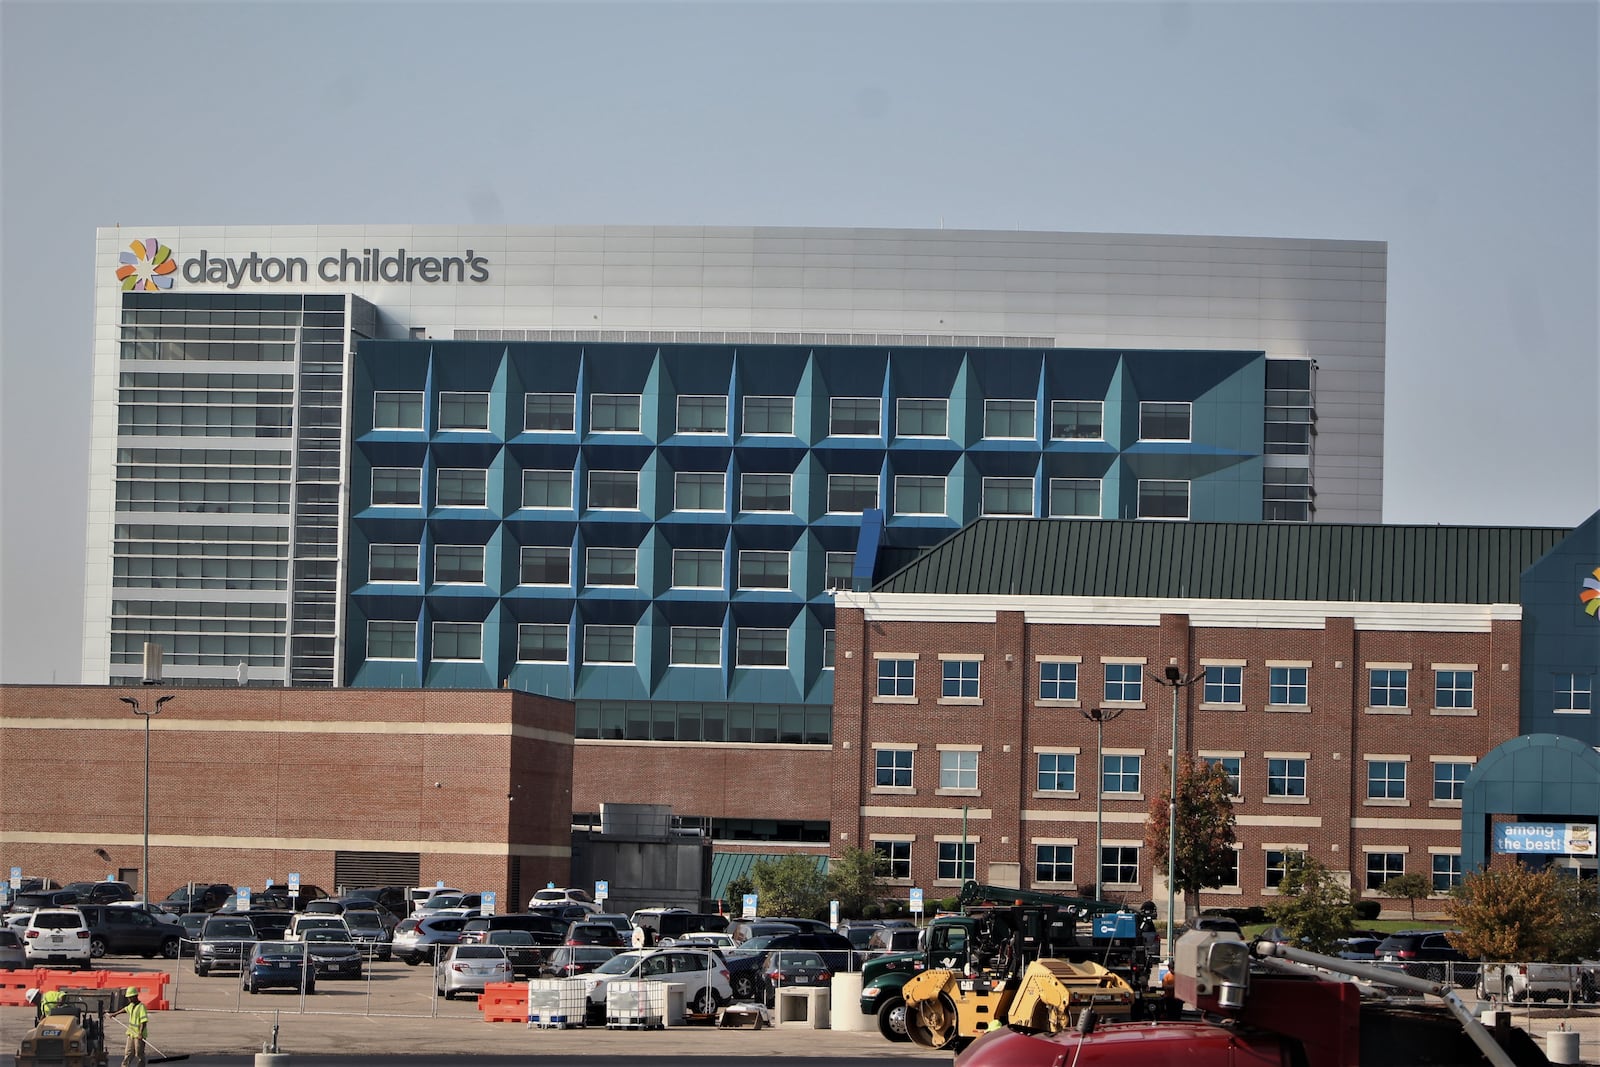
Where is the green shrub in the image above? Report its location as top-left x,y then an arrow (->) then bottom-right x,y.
1353,900 -> 1381,921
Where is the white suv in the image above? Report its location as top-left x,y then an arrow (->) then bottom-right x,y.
23,908 -> 92,968
583,947 -> 733,1018
528,886 -> 600,913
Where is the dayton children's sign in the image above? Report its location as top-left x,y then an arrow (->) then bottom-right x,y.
117,237 -> 491,291
1493,822 -> 1597,855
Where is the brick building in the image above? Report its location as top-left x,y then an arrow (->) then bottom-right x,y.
0,686 -> 574,906
828,518 -> 1592,918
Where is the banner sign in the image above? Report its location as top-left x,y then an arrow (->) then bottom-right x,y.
1494,822 -> 1596,855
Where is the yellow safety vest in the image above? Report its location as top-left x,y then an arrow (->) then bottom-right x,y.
40,991 -> 63,1014
127,1001 -> 148,1037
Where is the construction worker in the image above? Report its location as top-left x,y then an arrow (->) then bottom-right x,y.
24,988 -> 39,1021
114,986 -> 148,1067
38,987 -> 64,1021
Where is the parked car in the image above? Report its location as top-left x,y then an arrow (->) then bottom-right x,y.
241,910 -> 295,942
581,947 -> 732,1019
758,949 -> 833,1006
302,928 -> 364,979
7,890 -> 81,923
286,914 -> 350,942
530,903 -> 591,925
300,898 -> 348,916
734,930 -> 853,973
628,908 -> 729,943
726,919 -> 802,944
484,930 -> 545,979
459,913 -> 565,946
249,885 -> 330,911
673,932 -> 736,950
542,945 -> 621,978
867,926 -> 923,954
565,920 -> 626,948
64,881 -> 137,905
342,886 -> 410,916
160,883 -> 235,915
528,887 -> 601,913
435,944 -> 514,999
240,940 -> 315,995
195,914 -> 259,975
839,921 -> 885,950
21,908 -> 92,968
342,910 -> 394,960
107,901 -> 182,927
1376,930 -> 1479,986
76,903 -> 182,959
177,912 -> 209,955
416,892 -> 483,919
589,913 -> 634,937
0,927 -> 26,970
409,886 -> 462,915
393,915 -> 470,965
341,901 -> 401,931
1336,936 -> 1382,961
1479,961 -> 1600,1004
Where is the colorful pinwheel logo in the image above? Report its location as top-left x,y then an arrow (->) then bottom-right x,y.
1582,567 -> 1600,618
116,238 -> 177,292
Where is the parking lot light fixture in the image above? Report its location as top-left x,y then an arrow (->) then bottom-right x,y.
120,694 -> 175,903
1149,663 -> 1202,962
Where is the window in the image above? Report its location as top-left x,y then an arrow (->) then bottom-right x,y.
822,629 -> 835,669
1203,756 -> 1242,797
740,473 -> 792,512
1265,849 -> 1302,889
671,548 -> 722,589
1102,754 -> 1141,794
1267,758 -> 1307,798
1365,852 -> 1405,891
517,623 -> 567,662
369,544 -> 418,583
437,468 -> 487,507
1137,479 -> 1189,519
1035,844 -> 1074,884
1216,849 -> 1241,890
675,472 -> 724,511
434,545 -> 484,584
877,658 -> 915,698
1433,761 -> 1471,802
1435,670 -> 1475,710
825,551 -> 854,591
1269,666 -> 1308,707
736,628 -> 787,667
1048,478 -> 1100,518
736,549 -> 789,590
1101,846 -> 1139,887
937,842 -> 976,881
588,471 -> 639,510
1139,401 -> 1191,441
1432,854 -> 1463,892
830,397 -> 880,436
1263,465 -> 1313,521
984,399 -> 1035,439
373,391 -> 422,430
897,398 -> 948,438
1039,661 -> 1078,702
1366,760 -> 1406,800
522,469 -> 573,509
591,393 -> 641,433
982,477 -> 1033,516
367,620 -> 415,660
1051,400 -> 1103,440
583,624 -> 634,664
1554,673 -> 1592,713
874,840 -> 911,879
438,391 -> 489,431
1104,663 -> 1142,703
676,395 -> 727,434
432,622 -> 482,661
827,474 -> 878,513
670,626 -> 721,667
1369,668 -> 1408,708
743,395 -> 794,435
524,392 -> 575,432
875,748 -> 913,788
942,659 -> 980,699
894,475 -> 946,516
1204,665 -> 1242,705
520,546 -> 570,585
1036,752 -> 1076,792
585,547 -> 637,587
372,467 -> 421,506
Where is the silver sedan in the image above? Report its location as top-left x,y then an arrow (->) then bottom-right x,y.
435,944 -> 514,1000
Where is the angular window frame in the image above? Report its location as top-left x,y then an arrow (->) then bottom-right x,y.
582,624 -> 635,665
982,476 -> 1033,517
736,549 -> 789,591
1050,399 -> 1104,441
584,547 -> 638,588
523,391 -> 576,432
436,468 -> 488,508
674,471 -> 725,512
676,394 -> 729,435
588,470 -> 640,510
434,544 -> 485,585
438,391 -> 490,432
739,472 -> 793,513
368,543 -> 419,584
829,396 -> 881,437
432,621 -> 483,662
522,469 -> 574,510
1137,479 -> 1190,520
516,623 -> 568,663
743,395 -> 795,436
827,473 -> 879,513
1138,401 -> 1191,442
366,620 -> 416,661
735,627 -> 787,668
983,398 -> 1035,440
670,548 -> 722,589
590,393 -> 642,433
896,397 -> 949,438
373,390 -> 423,431
371,467 -> 422,507
1048,477 -> 1101,519
519,545 -> 571,586
669,626 -> 722,667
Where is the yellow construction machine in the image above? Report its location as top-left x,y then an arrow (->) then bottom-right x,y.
15,988 -> 117,1067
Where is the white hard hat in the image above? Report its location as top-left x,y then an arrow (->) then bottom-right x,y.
25,988 -> 40,1005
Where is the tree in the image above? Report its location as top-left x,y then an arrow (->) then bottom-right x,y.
1446,859 -> 1600,963
1144,755 -> 1238,923
723,874 -> 755,912
1264,854 -> 1354,954
1379,873 -> 1434,920
750,853 -> 829,918
827,845 -> 887,918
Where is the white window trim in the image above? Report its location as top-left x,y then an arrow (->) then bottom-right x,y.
673,472 -> 727,513
522,391 -> 576,433
581,624 -> 636,666
1199,661 -> 1247,711
733,627 -> 789,670
1050,398 -> 1105,442
365,621 -> 417,661
1264,752 -> 1311,806
519,547 -> 572,588
430,622 -> 484,662
739,472 -> 794,514
980,475 -> 1035,517
437,391 -> 492,432
892,473 -> 948,517
735,549 -> 790,592
1033,747 -> 1081,799
590,393 -> 643,434
894,398 -> 950,440
435,469 -> 488,509
587,470 -> 640,511
520,469 -> 575,512
829,396 -> 882,438
1137,400 -> 1193,443
826,473 -> 880,514
675,395 -> 729,436
584,547 -> 639,589
371,467 -> 422,507
1047,476 -> 1103,519
870,746 -> 916,796
433,545 -> 486,586
742,395 -> 796,437
372,391 -> 424,431
669,548 -> 723,590
368,544 -> 420,584
1212,844 -> 1245,895
667,626 -> 722,669
515,623 -> 568,664
983,398 -> 1036,440
1135,477 -> 1190,521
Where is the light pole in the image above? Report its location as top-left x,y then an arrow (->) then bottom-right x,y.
1078,708 -> 1122,902
1149,664 -> 1202,963
120,694 -> 175,902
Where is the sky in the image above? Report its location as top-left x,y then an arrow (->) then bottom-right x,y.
1,0 -> 1596,686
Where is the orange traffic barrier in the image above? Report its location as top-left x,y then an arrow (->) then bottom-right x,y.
477,981 -> 526,1023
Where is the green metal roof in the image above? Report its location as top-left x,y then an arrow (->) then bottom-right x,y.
871,519 -> 1571,604
710,852 -> 828,903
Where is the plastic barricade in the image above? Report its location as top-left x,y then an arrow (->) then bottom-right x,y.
526,978 -> 587,1028
476,981 -> 527,1023
605,979 -> 666,1029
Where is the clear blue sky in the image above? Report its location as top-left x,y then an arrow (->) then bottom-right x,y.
2,1 -> 1596,684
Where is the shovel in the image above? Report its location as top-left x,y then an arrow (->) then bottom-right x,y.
113,1016 -> 190,1064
